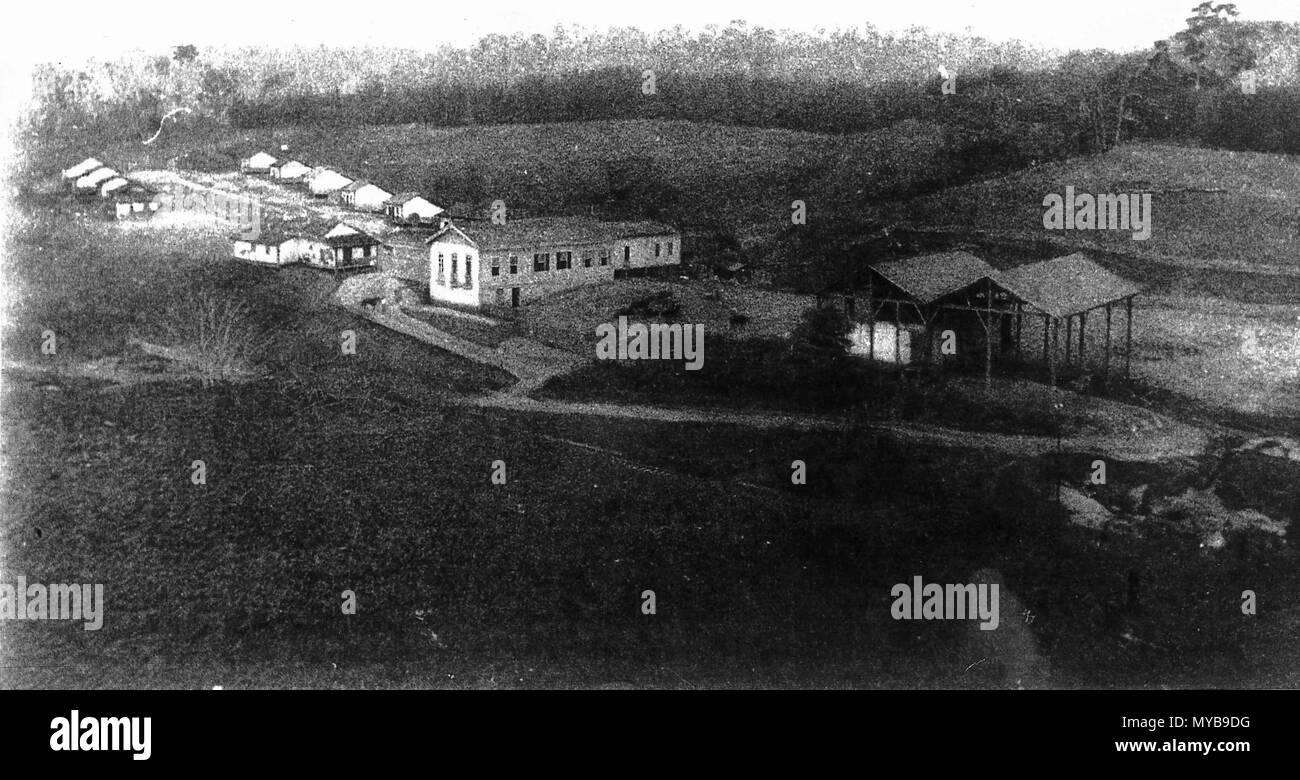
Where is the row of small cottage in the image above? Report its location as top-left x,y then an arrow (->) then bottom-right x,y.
60,157 -> 161,219
61,149 -> 684,304
240,150 -> 441,223
237,150 -> 683,306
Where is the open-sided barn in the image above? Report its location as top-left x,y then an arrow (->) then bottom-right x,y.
819,251 -> 1143,386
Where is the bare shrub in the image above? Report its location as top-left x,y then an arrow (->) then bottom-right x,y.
153,291 -> 271,387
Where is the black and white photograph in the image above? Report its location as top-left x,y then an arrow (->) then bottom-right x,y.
0,0 -> 1297,744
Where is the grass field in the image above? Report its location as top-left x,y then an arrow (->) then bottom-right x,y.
896,142 -> 1300,275
5,123 -> 1299,688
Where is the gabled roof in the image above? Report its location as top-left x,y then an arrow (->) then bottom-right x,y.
270,159 -> 307,169
234,217 -> 380,247
869,251 -> 997,304
426,217 -> 678,251
99,177 -> 130,194
62,157 -> 103,179
342,179 -> 372,192
77,167 -> 120,187
105,181 -> 159,201
384,191 -> 432,206
994,254 -> 1143,318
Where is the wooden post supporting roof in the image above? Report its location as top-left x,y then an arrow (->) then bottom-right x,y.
893,300 -> 901,366
1014,302 -> 1023,361
1104,303 -> 1113,378
1049,316 -> 1058,387
984,277 -> 993,392
1079,310 -> 1087,366
867,274 -> 875,360
1065,314 -> 1073,366
1125,295 -> 1133,379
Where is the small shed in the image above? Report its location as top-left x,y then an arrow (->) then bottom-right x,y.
241,151 -> 279,173
309,168 -> 354,196
384,192 -> 444,223
268,159 -> 311,181
105,182 -> 160,220
339,180 -> 394,211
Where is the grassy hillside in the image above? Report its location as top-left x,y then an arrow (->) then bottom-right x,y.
894,142 -> 1300,275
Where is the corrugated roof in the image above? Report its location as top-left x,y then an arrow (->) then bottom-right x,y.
428,217 -> 678,251
995,254 -> 1143,318
870,251 -> 996,304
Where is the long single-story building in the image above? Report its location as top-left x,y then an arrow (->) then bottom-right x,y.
232,219 -> 385,271
62,157 -> 103,181
74,166 -> 119,193
421,217 -> 681,307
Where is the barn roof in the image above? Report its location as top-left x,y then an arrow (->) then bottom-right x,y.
869,251 -> 997,304
995,254 -> 1143,318
427,217 -> 678,251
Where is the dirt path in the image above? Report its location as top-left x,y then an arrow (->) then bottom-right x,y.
467,392 -> 1210,461
332,274 -> 1213,462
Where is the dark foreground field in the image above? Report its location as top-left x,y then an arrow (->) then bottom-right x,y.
4,348 -> 1299,688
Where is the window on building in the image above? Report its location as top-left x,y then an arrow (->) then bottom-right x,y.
582,250 -> 594,268
491,256 -> 501,276
668,241 -> 674,256
494,288 -> 505,305
623,245 -> 630,263
599,249 -> 609,266
534,253 -> 549,272
451,253 -> 459,287
509,255 -> 518,274
437,253 -> 445,285
556,251 -> 571,270
655,243 -> 661,257
465,255 -> 473,285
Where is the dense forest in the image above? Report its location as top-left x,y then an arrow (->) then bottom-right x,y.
22,7 -> 1300,161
